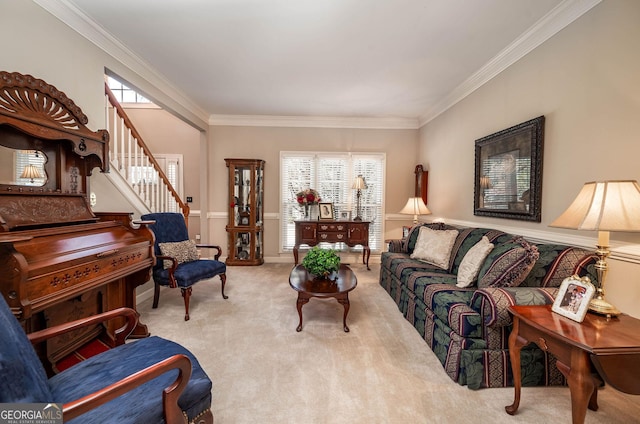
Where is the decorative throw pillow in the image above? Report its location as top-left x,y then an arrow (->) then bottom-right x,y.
406,222 -> 448,253
159,240 -> 199,269
477,237 -> 539,288
410,226 -> 459,269
456,236 -> 495,288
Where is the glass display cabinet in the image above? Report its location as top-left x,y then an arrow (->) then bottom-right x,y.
225,158 -> 265,265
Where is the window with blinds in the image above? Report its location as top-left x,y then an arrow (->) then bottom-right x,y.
481,151 -> 531,209
15,150 -> 46,186
280,152 -> 385,252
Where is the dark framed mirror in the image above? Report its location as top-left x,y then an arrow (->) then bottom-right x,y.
474,116 -> 544,222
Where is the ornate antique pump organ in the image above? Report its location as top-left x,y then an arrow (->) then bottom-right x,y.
0,72 -> 154,373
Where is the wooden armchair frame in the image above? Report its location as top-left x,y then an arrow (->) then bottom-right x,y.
158,243 -> 224,290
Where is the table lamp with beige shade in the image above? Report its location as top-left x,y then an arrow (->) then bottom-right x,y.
20,164 -> 43,183
352,175 -> 367,221
399,196 -> 431,224
479,175 -> 492,208
550,180 -> 640,316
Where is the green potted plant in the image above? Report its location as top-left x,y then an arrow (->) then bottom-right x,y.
302,246 -> 340,279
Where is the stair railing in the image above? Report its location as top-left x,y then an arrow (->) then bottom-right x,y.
104,83 -> 189,224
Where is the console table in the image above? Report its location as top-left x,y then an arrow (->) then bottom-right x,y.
506,305 -> 640,424
293,220 -> 370,270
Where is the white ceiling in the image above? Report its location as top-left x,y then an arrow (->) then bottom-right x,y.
42,0 -> 599,127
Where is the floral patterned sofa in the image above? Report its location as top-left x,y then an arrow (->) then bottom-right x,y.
380,223 -> 596,389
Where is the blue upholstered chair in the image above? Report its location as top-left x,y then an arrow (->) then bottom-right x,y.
0,294 -> 214,423
142,213 -> 227,321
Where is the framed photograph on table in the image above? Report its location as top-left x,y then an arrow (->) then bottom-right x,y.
338,211 -> 351,221
552,275 -> 595,323
319,202 -> 334,220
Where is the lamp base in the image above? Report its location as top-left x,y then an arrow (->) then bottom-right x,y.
353,216 -> 362,221
588,295 -> 621,317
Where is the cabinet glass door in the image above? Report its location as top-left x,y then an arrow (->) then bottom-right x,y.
225,159 -> 265,266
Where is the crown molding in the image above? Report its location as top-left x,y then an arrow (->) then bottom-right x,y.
33,0 -> 210,124
209,114 -> 420,130
34,0 -> 601,131
418,0 -> 602,127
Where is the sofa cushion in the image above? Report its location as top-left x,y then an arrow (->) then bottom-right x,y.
410,226 -> 459,269
515,244 -> 594,287
406,271 -> 458,302
159,239 -> 199,269
49,336 -> 212,424
153,259 -> 226,288
539,247 -> 596,288
449,228 -> 509,274
477,237 -> 539,288
456,236 -> 495,288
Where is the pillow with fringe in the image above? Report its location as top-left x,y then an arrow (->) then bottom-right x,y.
477,237 -> 539,288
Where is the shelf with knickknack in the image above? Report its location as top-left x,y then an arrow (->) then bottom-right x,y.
225,158 -> 265,265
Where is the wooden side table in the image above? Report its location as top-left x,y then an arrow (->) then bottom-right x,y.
506,305 -> 640,424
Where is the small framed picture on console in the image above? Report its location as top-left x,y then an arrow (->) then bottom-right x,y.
319,202 -> 334,220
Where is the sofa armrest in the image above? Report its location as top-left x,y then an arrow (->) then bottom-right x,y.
387,239 -> 406,253
471,286 -> 558,328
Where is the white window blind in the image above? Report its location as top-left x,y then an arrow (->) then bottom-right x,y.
481,152 -> 531,209
15,150 -> 46,186
280,152 -> 385,252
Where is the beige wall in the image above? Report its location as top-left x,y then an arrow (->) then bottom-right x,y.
0,148 -> 14,182
124,107 -> 203,237
419,0 -> 640,317
208,126 -> 419,259
0,0 -> 208,133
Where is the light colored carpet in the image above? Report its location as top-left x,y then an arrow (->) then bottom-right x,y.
137,263 -> 640,424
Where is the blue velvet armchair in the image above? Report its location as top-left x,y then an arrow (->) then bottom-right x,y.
0,295 -> 214,423
142,213 -> 227,321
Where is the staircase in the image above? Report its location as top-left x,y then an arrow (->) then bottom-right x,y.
103,83 -> 189,222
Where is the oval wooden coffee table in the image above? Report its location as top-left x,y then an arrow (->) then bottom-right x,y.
289,264 -> 357,332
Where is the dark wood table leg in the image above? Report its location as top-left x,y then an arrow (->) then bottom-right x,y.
293,245 -> 299,265
336,293 -> 350,332
556,351 -> 597,424
363,247 -> 370,270
296,292 -> 310,332
506,317 -> 527,416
